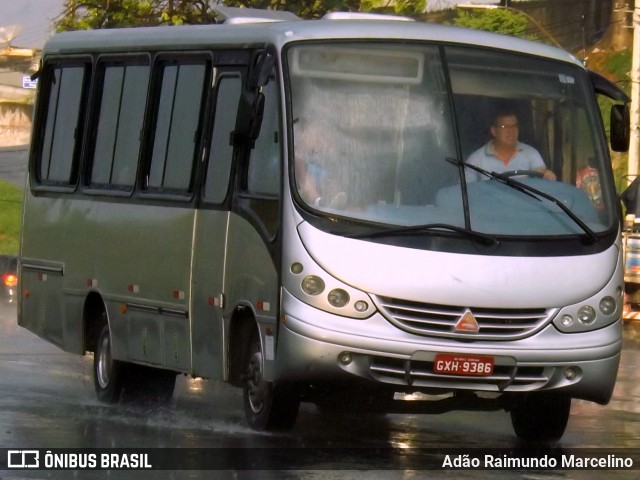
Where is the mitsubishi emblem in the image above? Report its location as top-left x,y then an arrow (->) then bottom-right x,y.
455,309 -> 480,333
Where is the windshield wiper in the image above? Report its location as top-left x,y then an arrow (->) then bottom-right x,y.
446,157 -> 599,244
348,223 -> 498,246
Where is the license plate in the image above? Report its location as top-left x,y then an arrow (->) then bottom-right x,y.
433,353 -> 494,376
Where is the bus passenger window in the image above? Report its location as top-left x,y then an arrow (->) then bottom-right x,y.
37,64 -> 88,185
204,74 -> 242,203
147,60 -> 208,194
91,62 -> 149,190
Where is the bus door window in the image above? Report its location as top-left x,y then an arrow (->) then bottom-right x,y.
240,71 -> 281,239
246,77 -> 280,197
203,72 -> 243,204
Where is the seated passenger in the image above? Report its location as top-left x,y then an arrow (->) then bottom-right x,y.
466,111 -> 556,182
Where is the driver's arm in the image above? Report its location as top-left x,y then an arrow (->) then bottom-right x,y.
536,167 -> 557,181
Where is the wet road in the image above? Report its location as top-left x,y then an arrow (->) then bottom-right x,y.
0,301 -> 639,479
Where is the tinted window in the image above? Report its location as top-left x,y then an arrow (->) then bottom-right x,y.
147,59 -> 209,194
247,79 -> 281,196
204,73 -> 242,203
37,63 -> 89,185
91,61 -> 149,190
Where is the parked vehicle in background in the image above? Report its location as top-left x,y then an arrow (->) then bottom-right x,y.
18,7 -> 630,442
0,255 -> 18,303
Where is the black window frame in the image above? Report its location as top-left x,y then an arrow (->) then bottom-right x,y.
83,54 -> 151,196
140,52 -> 213,201
30,56 -> 92,192
201,69 -> 244,206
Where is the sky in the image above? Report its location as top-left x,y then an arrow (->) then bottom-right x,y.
1,0 -> 66,49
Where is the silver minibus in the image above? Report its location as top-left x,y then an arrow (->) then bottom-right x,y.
19,7 -> 630,441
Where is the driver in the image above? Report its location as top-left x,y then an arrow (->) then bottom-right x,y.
465,110 -> 556,182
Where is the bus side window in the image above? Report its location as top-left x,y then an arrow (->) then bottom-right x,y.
204,73 -> 242,203
89,60 -> 150,191
146,58 -> 209,195
34,61 -> 89,187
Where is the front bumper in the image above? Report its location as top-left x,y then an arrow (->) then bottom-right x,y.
275,290 -> 622,405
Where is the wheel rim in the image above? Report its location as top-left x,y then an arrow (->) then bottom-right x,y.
246,350 -> 266,414
96,332 -> 112,390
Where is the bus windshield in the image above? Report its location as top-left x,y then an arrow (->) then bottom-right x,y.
287,42 -> 614,239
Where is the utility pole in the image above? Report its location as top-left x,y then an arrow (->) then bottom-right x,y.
629,1 -> 640,181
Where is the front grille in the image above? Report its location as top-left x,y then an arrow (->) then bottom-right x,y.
370,356 -> 550,391
374,295 -> 554,340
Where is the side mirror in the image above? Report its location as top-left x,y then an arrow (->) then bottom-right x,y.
232,91 -> 265,147
248,92 -> 265,141
611,104 -> 630,152
231,50 -> 274,148
249,51 -> 275,88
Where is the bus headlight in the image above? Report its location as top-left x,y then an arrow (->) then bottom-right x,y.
288,262 -> 375,319
599,296 -> 617,315
553,292 -> 620,333
577,305 -> 596,325
560,315 -> 573,327
354,300 -> 369,312
328,289 -> 350,308
301,275 -> 325,296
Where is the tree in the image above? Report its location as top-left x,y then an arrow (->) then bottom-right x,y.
452,8 -> 538,42
54,0 -> 427,31
360,0 -> 426,17
55,0 -> 219,31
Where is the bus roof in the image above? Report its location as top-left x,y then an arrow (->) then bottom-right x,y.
42,12 -> 583,69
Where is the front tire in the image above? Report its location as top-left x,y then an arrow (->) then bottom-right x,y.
243,337 -> 299,431
510,393 -> 571,442
93,324 -> 126,403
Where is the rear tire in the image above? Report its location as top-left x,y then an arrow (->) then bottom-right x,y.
510,393 -> 571,442
93,323 -> 176,405
93,324 -> 126,403
243,336 -> 299,431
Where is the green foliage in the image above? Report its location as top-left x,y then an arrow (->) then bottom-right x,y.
55,0 -> 219,30
590,49 -> 632,191
54,0 -> 428,29
222,0 -> 359,19
0,180 -> 23,255
453,9 -> 538,41
605,49 -> 632,93
361,0 -> 426,16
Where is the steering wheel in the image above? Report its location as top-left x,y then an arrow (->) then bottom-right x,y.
501,170 -> 544,178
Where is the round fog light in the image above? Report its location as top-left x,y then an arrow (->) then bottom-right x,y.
328,289 -> 350,308
577,305 -> 596,325
599,296 -> 616,316
291,262 -> 304,274
338,352 -> 352,365
301,275 -> 325,296
564,367 -> 578,380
